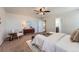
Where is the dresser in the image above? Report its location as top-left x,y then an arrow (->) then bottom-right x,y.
23,28 -> 35,35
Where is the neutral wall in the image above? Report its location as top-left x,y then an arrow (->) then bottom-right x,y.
4,13 -> 30,33
4,13 -> 43,34
59,10 -> 79,34
0,8 -> 6,45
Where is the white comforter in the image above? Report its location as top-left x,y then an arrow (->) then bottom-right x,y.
55,35 -> 79,52
32,33 -> 65,52
42,33 -> 65,52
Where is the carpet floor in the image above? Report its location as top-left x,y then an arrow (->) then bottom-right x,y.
0,34 -> 34,52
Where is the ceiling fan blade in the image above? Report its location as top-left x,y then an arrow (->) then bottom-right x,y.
34,10 -> 39,12
43,12 -> 45,15
44,11 -> 50,12
36,13 -> 39,14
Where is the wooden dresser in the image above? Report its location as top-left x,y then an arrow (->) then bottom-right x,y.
23,28 -> 35,35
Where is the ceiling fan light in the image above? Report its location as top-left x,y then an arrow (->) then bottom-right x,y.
42,8 -> 45,11
39,12 -> 43,15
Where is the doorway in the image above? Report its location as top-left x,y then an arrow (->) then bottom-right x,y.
55,18 -> 62,33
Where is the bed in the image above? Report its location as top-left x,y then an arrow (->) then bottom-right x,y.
32,33 -> 66,52
55,35 -> 79,52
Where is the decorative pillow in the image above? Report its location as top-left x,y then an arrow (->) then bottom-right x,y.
73,31 -> 79,42
70,28 -> 79,42
70,30 -> 78,41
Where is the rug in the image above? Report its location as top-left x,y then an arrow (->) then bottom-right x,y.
26,40 -> 41,52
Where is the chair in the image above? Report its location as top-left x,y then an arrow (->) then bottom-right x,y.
15,29 -> 24,39
17,31 -> 23,38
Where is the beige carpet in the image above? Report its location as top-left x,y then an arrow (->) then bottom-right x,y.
0,34 -> 34,52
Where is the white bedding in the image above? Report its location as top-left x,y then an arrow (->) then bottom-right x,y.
32,33 -> 66,52
55,35 -> 79,52
42,33 -> 66,52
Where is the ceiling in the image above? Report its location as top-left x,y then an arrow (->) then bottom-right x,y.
4,7 -> 79,16
48,7 -> 79,15
4,7 -> 35,16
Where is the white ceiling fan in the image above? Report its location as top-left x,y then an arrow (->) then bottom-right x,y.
34,7 -> 50,15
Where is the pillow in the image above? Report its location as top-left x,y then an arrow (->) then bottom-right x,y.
70,30 -> 78,41
70,28 -> 79,42
73,31 -> 79,42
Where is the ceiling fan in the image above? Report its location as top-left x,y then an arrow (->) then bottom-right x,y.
34,7 -> 50,15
